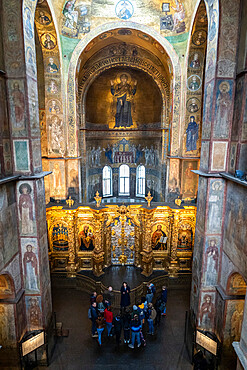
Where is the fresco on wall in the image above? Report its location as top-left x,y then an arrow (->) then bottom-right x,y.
13,140 -> 30,172
168,159 -> 180,198
192,29 -> 207,46
35,8 -> 52,25
187,75 -> 202,92
62,0 -> 91,38
79,224 -> 94,251
48,115 -> 65,155
0,304 -> 16,347
181,161 -> 198,198
203,236 -> 220,287
198,292 -> 215,330
8,80 -> 26,134
25,296 -> 42,330
185,116 -> 199,152
18,182 -> 36,236
224,300 -> 244,348
160,0 -> 185,33
189,51 -> 203,70
232,77 -> 244,141
202,80 -> 214,139
224,183 -> 247,257
196,177 -> 207,232
227,273 -> 246,296
46,56 -> 60,74
49,161 -> 66,199
242,85 -> 247,140
228,143 -> 237,174
211,141 -> 228,171
213,80 -> 233,138
191,229 -> 204,315
186,97 -> 200,113
205,47 -> 216,82
21,238 -> 40,293
207,179 -> 224,234
200,141 -> 209,171
40,32 -> 57,50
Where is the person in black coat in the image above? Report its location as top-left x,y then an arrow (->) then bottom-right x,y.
113,313 -> 122,346
120,282 -> 130,308
122,308 -> 131,343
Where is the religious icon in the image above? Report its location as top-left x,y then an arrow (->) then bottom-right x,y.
46,57 -> 59,73
190,53 -> 201,69
36,10 -> 51,25
199,294 -> 214,329
214,81 -> 231,137
11,82 -> 25,128
52,163 -> 63,190
47,80 -> 58,94
115,0 -> 134,20
177,228 -> 192,250
41,33 -> 56,50
204,239 -> 219,286
79,225 -> 95,250
19,183 -> 33,235
209,10 -> 217,41
26,47 -> 36,76
63,0 -> 78,29
111,74 -> 137,128
151,224 -> 167,250
192,30 -> 207,46
231,302 -> 244,340
187,75 -> 201,91
171,0 -> 185,32
186,97 -> 200,113
186,116 -> 199,152
48,99 -> 61,114
28,297 -> 42,329
24,8 -> 33,39
23,244 -> 39,291
183,162 -> 197,196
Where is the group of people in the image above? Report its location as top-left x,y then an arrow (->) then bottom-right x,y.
88,282 -> 167,348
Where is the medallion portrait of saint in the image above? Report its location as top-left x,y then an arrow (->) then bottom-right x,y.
110,74 -> 137,128
151,224 -> 167,250
79,225 -> 95,251
41,33 -> 56,50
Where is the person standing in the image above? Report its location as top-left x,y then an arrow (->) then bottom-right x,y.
90,291 -> 97,304
122,308 -> 131,344
96,314 -> 105,346
161,286 -> 167,316
128,314 -> 142,349
104,306 -> 113,336
113,313 -> 122,346
120,282 -> 131,309
103,286 -> 114,308
90,302 -> 98,338
147,303 -> 156,335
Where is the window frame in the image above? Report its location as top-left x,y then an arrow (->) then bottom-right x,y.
119,164 -> 130,196
136,165 -> 145,197
102,165 -> 112,197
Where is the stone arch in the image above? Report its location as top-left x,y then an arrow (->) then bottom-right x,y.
67,21 -> 181,157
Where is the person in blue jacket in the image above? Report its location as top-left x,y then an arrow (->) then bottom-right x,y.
128,314 -> 142,348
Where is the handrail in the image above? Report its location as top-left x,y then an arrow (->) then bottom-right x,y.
52,271 -> 191,309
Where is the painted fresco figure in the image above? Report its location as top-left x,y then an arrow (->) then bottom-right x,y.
63,0 -> 78,29
190,53 -> 200,69
151,225 -> 167,250
172,0 -> 185,31
79,225 -> 94,250
189,76 -> 200,91
43,34 -> 55,50
38,11 -> 51,25
199,295 -> 214,328
215,82 -> 231,136
231,302 -> 244,340
186,116 -> 199,152
111,74 -> 137,128
19,183 -> 33,234
23,245 -> 38,291
25,9 -> 33,39
28,298 -> 42,328
205,239 -> 219,286
47,58 -> 59,73
188,98 -> 199,113
11,82 -> 25,127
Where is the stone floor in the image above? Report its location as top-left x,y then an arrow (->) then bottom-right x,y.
45,286 -> 193,370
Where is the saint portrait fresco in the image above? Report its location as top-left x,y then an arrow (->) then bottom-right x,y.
186,97 -> 200,113
204,238 -> 219,286
79,225 -> 95,251
199,294 -> 215,329
46,57 -> 59,73
111,74 -> 137,128
189,52 -> 201,69
151,224 -> 167,250
19,183 -> 34,235
192,29 -> 207,46
11,82 -> 25,130
23,244 -> 39,292
35,10 -> 51,25
40,33 -> 56,50
187,75 -> 201,91
186,116 -> 199,152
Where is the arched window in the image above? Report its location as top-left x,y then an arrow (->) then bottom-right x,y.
136,165 -> 145,197
102,166 -> 112,197
119,164 -> 130,196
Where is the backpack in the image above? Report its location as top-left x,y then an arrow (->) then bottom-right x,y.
88,308 -> 92,319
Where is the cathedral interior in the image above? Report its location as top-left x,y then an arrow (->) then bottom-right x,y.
0,0 -> 247,369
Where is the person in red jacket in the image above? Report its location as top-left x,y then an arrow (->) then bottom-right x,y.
104,306 -> 113,336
